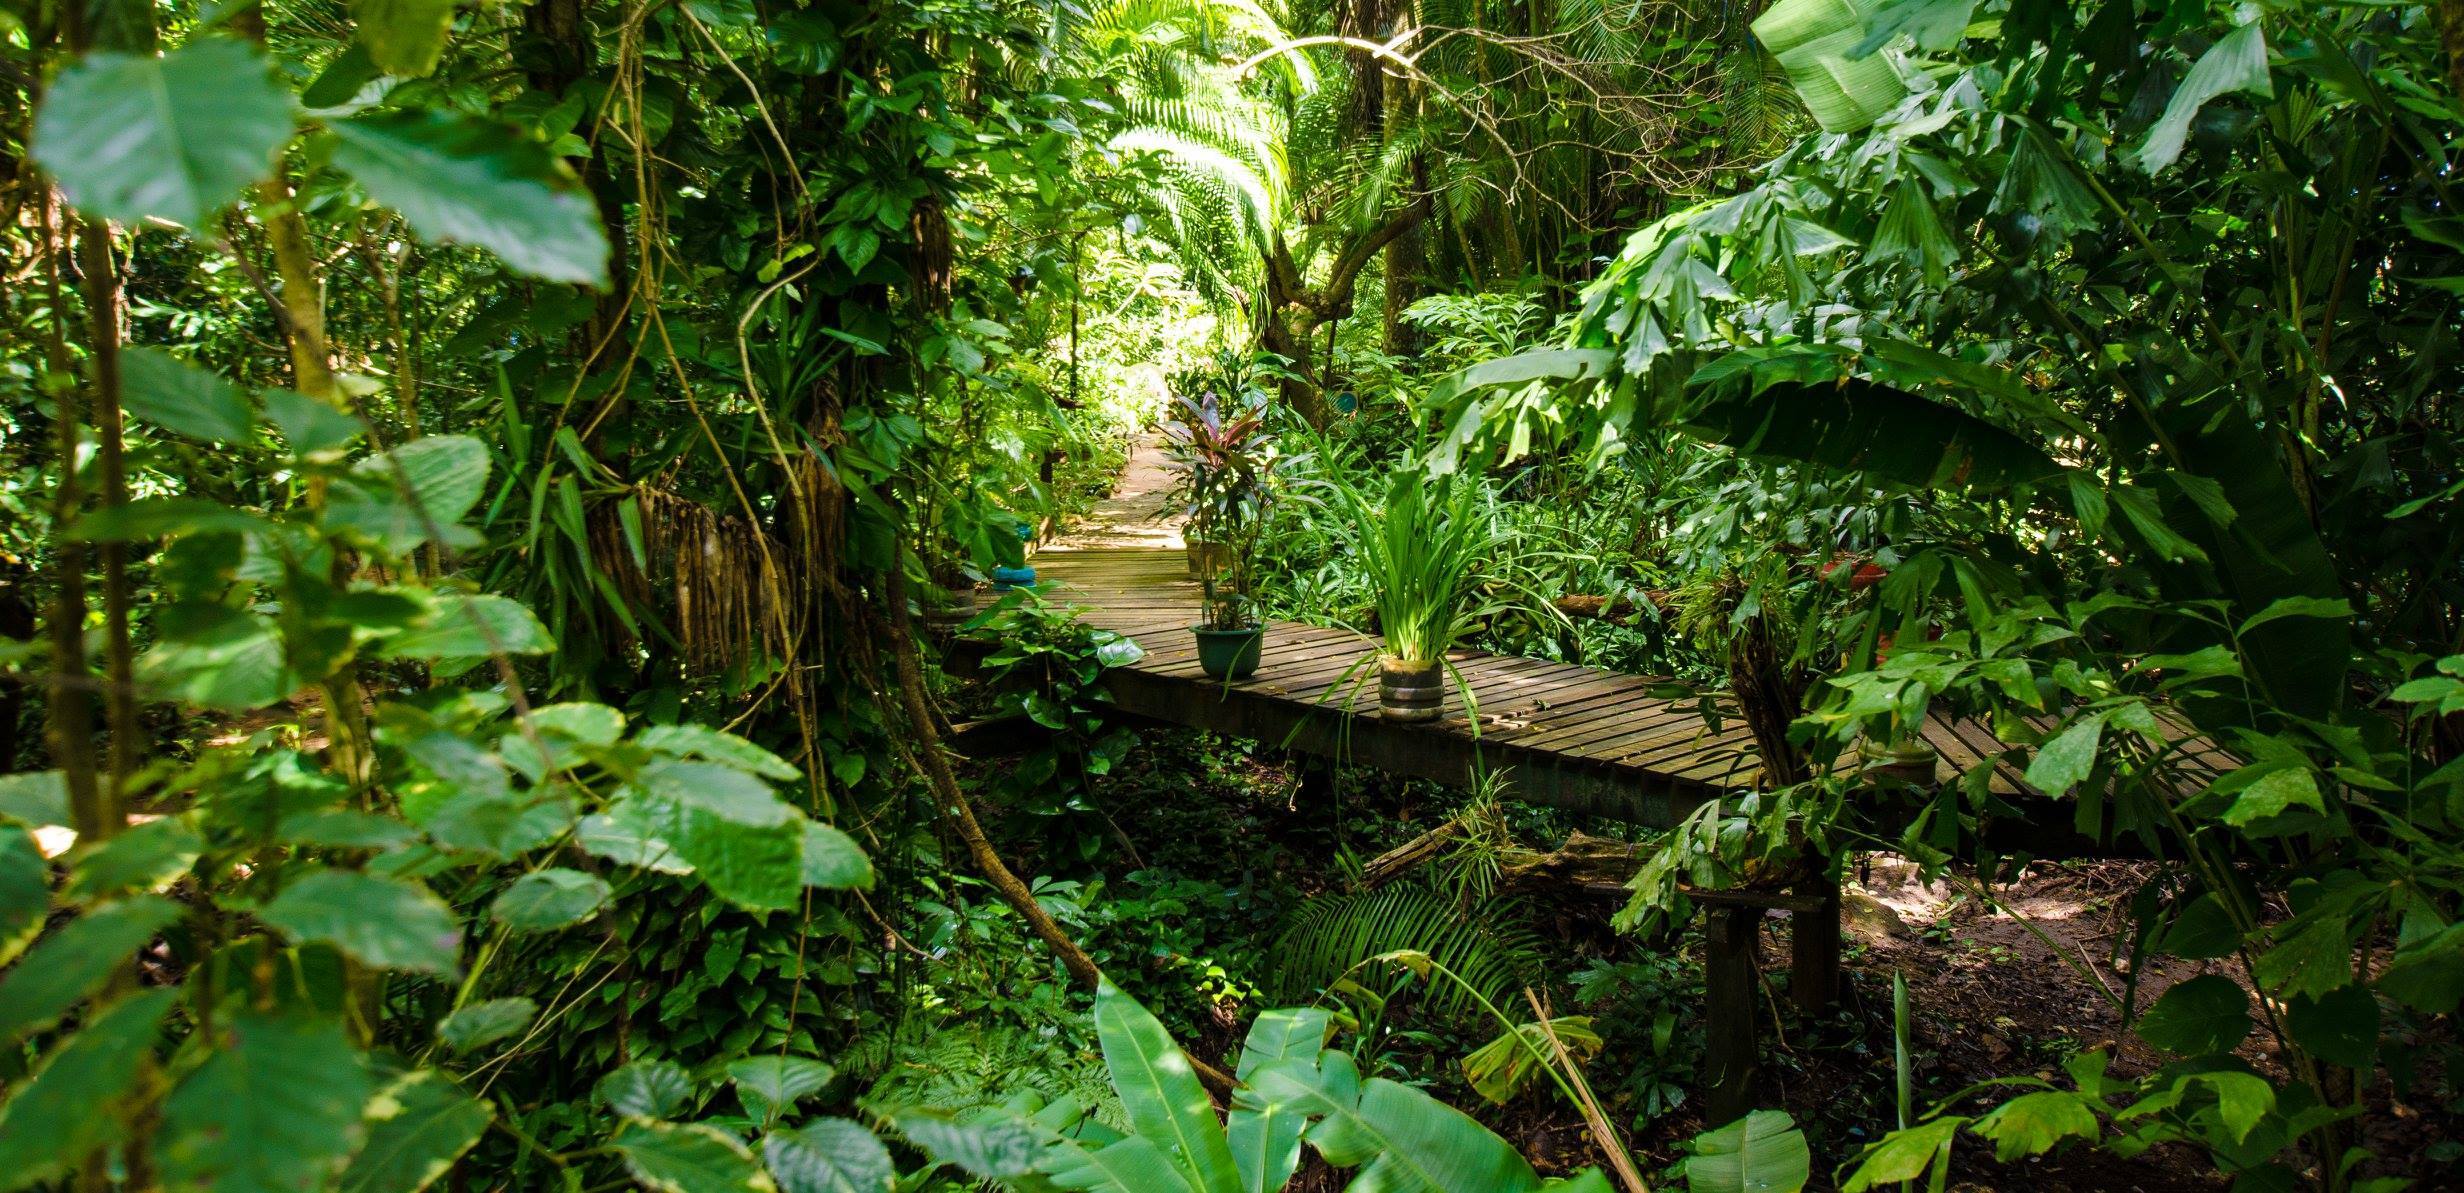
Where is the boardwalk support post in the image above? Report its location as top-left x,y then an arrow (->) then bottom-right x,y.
1702,903 -> 1758,1126
1791,868 -> 1842,1013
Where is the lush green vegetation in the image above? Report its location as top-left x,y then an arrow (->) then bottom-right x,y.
5,0 -> 2464,1190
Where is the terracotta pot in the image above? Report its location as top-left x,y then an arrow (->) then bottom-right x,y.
1378,657 -> 1444,722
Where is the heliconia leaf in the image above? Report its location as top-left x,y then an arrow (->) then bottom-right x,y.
339,1071 -> 494,1193
158,1011 -> 375,1192
258,869 -> 462,975
30,38 -> 294,229
0,989 -> 175,1189
1752,0 -> 1911,134
354,0 -> 457,77
330,110 -> 611,286
119,347 -> 253,443
1681,1108 -> 1813,1192
1094,981 -> 1240,1193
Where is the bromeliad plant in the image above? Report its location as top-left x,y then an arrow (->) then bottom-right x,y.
1330,461 -> 1552,723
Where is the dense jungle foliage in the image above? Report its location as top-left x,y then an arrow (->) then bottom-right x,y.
5,0 -> 2464,1189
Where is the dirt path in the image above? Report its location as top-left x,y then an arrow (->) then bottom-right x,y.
1045,434 -> 1183,552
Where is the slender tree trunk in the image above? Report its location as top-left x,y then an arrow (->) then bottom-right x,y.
882,567 -> 1237,1096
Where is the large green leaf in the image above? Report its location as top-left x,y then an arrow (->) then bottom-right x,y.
0,989 -> 175,1190
437,997 -> 537,1052
763,1119 -> 894,1193
1043,1135 -> 1200,1193
328,434 -> 493,554
728,1057 -> 834,1127
614,1120 -> 779,1193
490,868 -> 611,932
0,825 -> 46,969
597,1059 -> 695,1119
2133,974 -> 2252,1056
384,593 -> 554,661
1967,1092 -> 2098,1163
158,1012 -> 375,1192
1752,0 -> 1911,133
1227,1008 -> 1327,1193
258,869 -> 462,975
1245,1052 -> 1542,1192
354,0 -> 457,76
1682,1109 -> 1810,1193
0,895 -> 181,1041
137,605 -> 293,712
120,347 -> 252,443
30,38 -> 294,229
2136,22 -> 2271,173
656,801 -> 806,911
1682,374 -> 2060,493
1094,981 -> 1238,1193
339,1071 -> 494,1193
800,822 -> 875,890
330,111 -> 610,286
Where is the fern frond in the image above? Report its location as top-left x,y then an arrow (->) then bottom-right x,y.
1268,882 -> 1544,1021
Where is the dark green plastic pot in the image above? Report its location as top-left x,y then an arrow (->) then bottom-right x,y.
1191,625 -> 1263,680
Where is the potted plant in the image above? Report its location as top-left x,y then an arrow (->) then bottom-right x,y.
1334,462 -> 1530,721
1163,390 -> 1291,679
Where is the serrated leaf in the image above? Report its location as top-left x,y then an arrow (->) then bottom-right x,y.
2221,766 -> 2322,827
137,605 -> 293,711
577,803 -> 693,875
437,997 -> 537,1052
659,802 -> 805,912
385,593 -> 553,660
1969,1092 -> 2096,1162
2133,974 -> 2252,1056
763,1119 -> 894,1193
2285,985 -> 2379,1069
2023,714 -> 2105,795
120,347 -> 253,442
597,1059 -> 695,1119
67,813 -> 202,898
31,39 -> 294,228
887,1109 -> 1044,1180
639,723 -> 800,780
340,1071 -> 494,1193
259,869 -> 462,975
615,1121 -> 778,1193
355,0 -> 457,76
0,988 -> 175,1187
729,1057 -> 834,1126
158,1012 -> 374,1192
800,822 -> 874,890
491,868 -> 611,932
639,758 -> 794,826
264,388 -> 365,457
0,895 -> 181,1041
331,110 -> 609,285
328,434 -> 492,554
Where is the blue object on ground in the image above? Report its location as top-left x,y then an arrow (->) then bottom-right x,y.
990,565 -> 1037,590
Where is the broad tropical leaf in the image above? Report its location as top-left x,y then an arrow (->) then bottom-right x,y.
31,38 -> 293,228
339,1071 -> 495,1193
1094,981 -> 1239,1193
330,111 -> 611,285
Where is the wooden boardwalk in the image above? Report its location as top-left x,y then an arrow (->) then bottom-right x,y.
1027,442 -> 2230,829
1030,544 -> 2143,827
